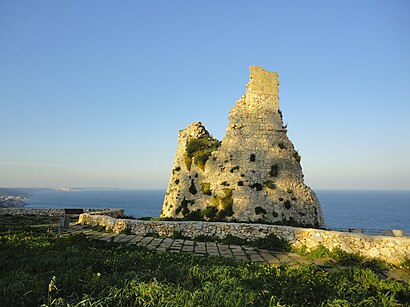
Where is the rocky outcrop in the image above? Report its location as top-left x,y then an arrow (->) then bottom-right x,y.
161,66 -> 324,227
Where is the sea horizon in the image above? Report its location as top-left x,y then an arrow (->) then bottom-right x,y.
1,188 -> 405,231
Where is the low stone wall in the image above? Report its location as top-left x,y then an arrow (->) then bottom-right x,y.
0,208 -> 124,218
79,213 -> 410,265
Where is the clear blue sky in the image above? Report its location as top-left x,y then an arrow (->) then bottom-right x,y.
1,1 -> 409,189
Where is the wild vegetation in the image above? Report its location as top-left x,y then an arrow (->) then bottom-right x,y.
184,137 -> 220,171
1,217 -> 409,306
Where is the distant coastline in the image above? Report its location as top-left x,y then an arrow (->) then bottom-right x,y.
0,187 -> 120,208
0,195 -> 29,208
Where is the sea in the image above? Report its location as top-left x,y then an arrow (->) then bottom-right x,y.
24,189 -> 410,231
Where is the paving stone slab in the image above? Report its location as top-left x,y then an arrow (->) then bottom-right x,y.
117,235 -> 135,243
234,255 -> 249,261
113,234 -> 127,242
99,235 -> 117,242
182,246 -> 194,252
151,238 -> 164,245
127,235 -> 144,244
206,242 -> 218,248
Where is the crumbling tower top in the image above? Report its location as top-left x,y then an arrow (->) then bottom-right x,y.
247,66 -> 279,97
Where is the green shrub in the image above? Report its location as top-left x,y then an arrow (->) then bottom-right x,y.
122,215 -> 136,220
221,189 -> 233,209
193,152 -> 210,171
184,153 -> 192,171
178,198 -> 195,217
183,209 -> 201,221
185,137 -> 220,171
92,225 -> 106,232
120,226 -> 132,235
401,257 -> 410,269
278,142 -> 286,149
265,180 -> 275,189
215,208 -> 232,221
255,207 -> 267,215
221,234 -> 247,245
201,182 -> 212,195
171,230 -> 189,240
201,206 -> 217,220
293,151 -> 301,163
251,234 -> 291,252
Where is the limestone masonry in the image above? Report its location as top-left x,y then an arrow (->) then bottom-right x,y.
78,215 -> 410,265
161,66 -> 324,227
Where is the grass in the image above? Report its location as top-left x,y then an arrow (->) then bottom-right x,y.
0,218 -> 410,306
293,245 -> 393,272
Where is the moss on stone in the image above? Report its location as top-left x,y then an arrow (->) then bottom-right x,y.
185,137 -> 220,171
293,151 -> 301,163
264,180 -> 276,189
184,153 -> 192,171
210,189 -> 234,220
201,205 -> 217,220
201,182 -> 212,195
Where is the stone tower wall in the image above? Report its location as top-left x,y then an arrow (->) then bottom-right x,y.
161,66 -> 324,228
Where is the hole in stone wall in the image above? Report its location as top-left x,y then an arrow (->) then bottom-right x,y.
189,180 -> 197,195
250,154 -> 256,162
249,183 -> 263,191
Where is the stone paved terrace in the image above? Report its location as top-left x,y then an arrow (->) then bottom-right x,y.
61,224 -> 335,267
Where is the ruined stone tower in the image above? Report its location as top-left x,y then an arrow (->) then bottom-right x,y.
161,66 -> 324,228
